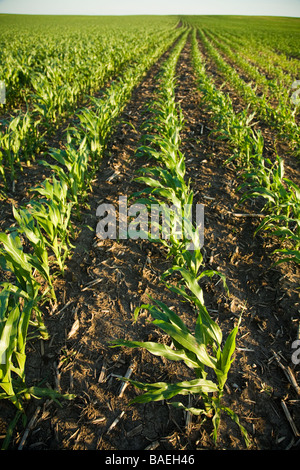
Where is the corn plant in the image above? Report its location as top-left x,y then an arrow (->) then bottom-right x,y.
12,206 -> 55,298
257,214 -> 300,264
132,169 -> 200,276
26,194 -> 74,276
41,137 -> 92,215
239,156 -> 285,213
0,285 -> 37,410
70,95 -> 119,164
31,74 -> 70,130
0,231 -> 48,336
0,113 -> 35,188
111,270 -> 249,446
252,179 -> 299,265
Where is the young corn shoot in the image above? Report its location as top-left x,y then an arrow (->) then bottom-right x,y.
0,231 -> 49,336
40,137 -> 91,216
0,286 -> 36,411
111,286 -> 249,447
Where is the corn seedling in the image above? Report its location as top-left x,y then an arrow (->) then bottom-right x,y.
0,285 -> 37,410
41,137 -> 92,215
11,206 -> 56,300
0,113 -> 35,188
27,196 -> 74,276
111,280 -> 249,447
0,231 -> 48,336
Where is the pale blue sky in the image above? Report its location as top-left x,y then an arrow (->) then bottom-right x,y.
0,0 -> 299,16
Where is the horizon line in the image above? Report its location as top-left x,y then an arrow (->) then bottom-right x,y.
0,13 -> 299,18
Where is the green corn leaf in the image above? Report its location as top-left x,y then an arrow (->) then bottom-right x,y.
124,376 -> 219,404
166,267 -> 223,346
25,386 -> 75,403
148,296 -> 190,332
283,178 -> 300,200
0,288 -> 10,322
273,249 -> 300,265
152,319 -> 217,369
0,232 -> 32,273
216,317 -> 241,389
170,401 -> 209,416
110,338 -> 201,370
221,405 -> 251,448
16,299 -> 34,363
0,302 -> 19,368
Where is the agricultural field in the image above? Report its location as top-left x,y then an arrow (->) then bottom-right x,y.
0,14 -> 299,451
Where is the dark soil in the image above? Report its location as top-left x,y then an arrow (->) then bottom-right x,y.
0,34 -> 299,452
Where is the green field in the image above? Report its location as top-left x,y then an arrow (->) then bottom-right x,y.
0,14 -> 299,451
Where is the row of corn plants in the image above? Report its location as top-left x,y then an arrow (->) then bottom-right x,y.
209,30 -> 299,89
0,27 -> 184,449
41,27 -> 184,216
198,29 -> 300,158
184,15 -> 300,61
111,29 -> 250,447
204,28 -> 297,97
0,17 -> 178,108
0,177 -> 76,448
191,29 -> 300,266
0,175 -> 76,442
0,25 -> 178,193
217,29 -> 300,77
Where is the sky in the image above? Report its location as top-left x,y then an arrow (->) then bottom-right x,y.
0,0 -> 299,17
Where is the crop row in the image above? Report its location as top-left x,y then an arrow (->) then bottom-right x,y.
111,29 -> 250,447
183,15 -> 300,59
0,27 -> 183,449
0,17 -> 178,107
191,29 -> 300,266
198,29 -> 300,156
209,29 -> 300,84
0,26 -> 179,192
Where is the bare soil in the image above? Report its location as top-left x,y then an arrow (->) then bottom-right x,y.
0,35 -> 299,452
